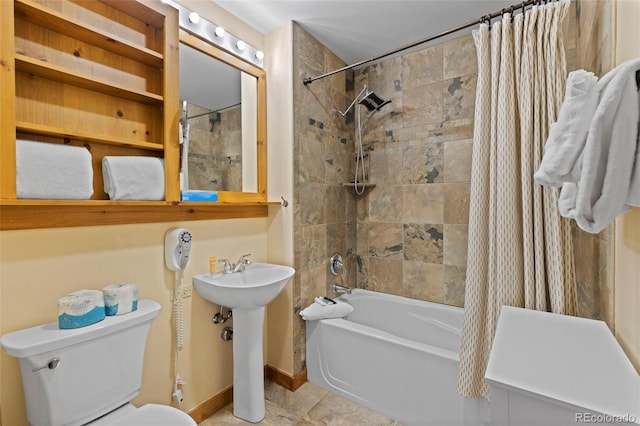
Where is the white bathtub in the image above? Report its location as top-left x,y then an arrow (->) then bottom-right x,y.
305,289 -> 489,425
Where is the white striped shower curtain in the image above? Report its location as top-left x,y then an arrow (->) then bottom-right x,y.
457,0 -> 578,399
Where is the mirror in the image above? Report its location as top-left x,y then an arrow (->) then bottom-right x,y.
180,43 -> 257,193
178,30 -> 266,202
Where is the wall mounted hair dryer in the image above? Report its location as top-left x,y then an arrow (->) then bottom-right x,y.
165,228 -> 192,271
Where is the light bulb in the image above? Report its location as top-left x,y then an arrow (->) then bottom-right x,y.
188,12 -> 200,24
255,50 -> 264,60
214,26 -> 225,38
236,40 -> 246,51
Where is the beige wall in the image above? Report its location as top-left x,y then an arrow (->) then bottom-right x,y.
265,21 -> 295,375
613,0 -> 640,373
0,3 -> 275,425
0,219 -> 268,425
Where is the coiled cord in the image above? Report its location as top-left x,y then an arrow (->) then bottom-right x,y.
174,271 -> 184,351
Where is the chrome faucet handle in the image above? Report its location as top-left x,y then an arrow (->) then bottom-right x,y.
232,254 -> 252,273
218,258 -> 233,274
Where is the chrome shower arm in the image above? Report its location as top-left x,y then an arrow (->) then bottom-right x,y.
332,86 -> 370,117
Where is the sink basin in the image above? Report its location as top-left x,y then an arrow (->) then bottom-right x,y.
193,262 -> 294,309
192,262 -> 295,423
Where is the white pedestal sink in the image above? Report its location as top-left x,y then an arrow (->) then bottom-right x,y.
193,263 -> 295,423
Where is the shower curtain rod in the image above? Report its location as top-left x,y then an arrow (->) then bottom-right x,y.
186,102 -> 241,120
302,0 -> 540,86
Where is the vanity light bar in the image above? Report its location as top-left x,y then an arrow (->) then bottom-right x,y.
163,0 -> 264,69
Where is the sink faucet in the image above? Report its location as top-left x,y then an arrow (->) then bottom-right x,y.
233,254 -> 252,273
219,254 -> 252,274
218,258 -> 234,274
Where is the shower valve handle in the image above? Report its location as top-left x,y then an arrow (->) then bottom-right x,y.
330,253 -> 344,275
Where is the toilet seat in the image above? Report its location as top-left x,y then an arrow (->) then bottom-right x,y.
109,404 -> 197,426
90,403 -> 197,426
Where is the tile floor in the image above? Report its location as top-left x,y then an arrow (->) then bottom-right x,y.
198,380 -> 402,425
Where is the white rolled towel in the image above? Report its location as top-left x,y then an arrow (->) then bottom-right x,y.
534,70 -> 599,187
299,298 -> 353,321
58,290 -> 105,329
103,282 -> 138,316
102,156 -> 165,200
16,140 -> 93,199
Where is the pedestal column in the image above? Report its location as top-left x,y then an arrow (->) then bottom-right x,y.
232,306 -> 265,423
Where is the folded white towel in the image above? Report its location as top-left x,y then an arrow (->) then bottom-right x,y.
535,70 -> 599,187
16,140 -> 93,199
299,299 -> 353,321
102,156 -> 165,200
559,58 -> 640,233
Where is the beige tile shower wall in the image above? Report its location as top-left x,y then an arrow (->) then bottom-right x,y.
292,24 -> 356,374
353,0 -> 614,316
288,1 -> 616,376
187,104 -> 243,192
565,0 -> 615,327
352,34 -> 476,307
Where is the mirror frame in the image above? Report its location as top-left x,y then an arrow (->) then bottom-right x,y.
179,29 -> 267,203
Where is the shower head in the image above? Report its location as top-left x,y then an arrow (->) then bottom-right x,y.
332,86 -> 391,117
359,91 -> 391,112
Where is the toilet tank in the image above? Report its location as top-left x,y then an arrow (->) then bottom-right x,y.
0,299 -> 161,426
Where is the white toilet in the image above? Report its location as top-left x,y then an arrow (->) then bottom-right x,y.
0,299 -> 197,426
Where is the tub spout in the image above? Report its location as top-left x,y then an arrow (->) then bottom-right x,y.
331,283 -> 352,295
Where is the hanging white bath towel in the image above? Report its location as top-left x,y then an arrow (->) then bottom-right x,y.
534,70 -> 599,187
558,58 -> 640,234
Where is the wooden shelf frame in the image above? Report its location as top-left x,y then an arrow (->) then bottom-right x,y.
0,200 -> 271,230
15,121 -> 165,151
14,0 -> 164,67
1,0 -> 273,230
15,54 -> 164,105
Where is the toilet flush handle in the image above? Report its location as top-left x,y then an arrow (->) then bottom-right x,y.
32,358 -> 60,373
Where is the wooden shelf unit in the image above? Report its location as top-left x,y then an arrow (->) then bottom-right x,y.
0,200 -> 270,230
15,54 -> 164,105
0,0 -> 187,229
1,0 -> 272,230
14,0 -> 164,67
15,121 -> 165,152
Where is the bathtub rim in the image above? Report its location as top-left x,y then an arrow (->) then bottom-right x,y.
316,316 -> 460,362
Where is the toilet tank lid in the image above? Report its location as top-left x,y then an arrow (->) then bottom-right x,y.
0,299 -> 161,358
